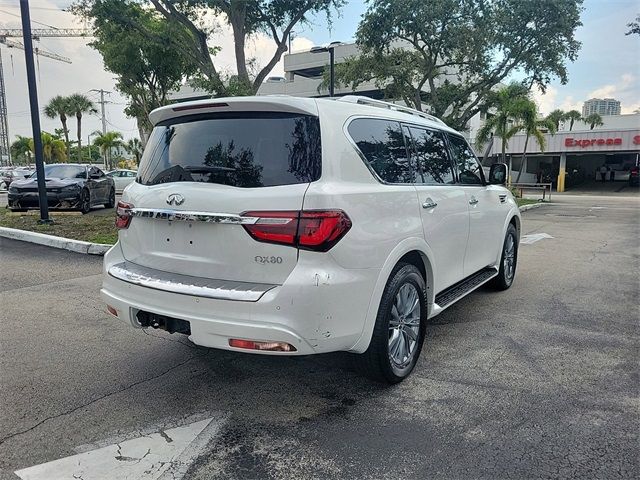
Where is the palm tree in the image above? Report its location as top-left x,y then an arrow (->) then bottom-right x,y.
512,101 -> 556,183
67,93 -> 97,162
565,110 -> 582,131
10,136 -> 33,164
29,132 -> 67,163
124,138 -> 143,166
584,113 -> 604,130
545,109 -> 566,131
93,131 -> 123,170
476,82 -> 530,173
44,95 -> 72,158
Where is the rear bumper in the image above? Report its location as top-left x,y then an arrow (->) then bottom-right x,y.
101,243 -> 379,355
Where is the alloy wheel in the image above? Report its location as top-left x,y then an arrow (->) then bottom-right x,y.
503,233 -> 516,280
388,283 -> 421,368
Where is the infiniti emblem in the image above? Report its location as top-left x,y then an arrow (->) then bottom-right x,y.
166,193 -> 185,206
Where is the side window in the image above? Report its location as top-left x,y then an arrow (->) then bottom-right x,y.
407,127 -> 454,184
448,134 -> 485,185
348,118 -> 412,184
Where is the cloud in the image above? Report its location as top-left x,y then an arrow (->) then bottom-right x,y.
532,85 -> 558,116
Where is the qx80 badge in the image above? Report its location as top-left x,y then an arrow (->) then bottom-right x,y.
166,193 -> 185,206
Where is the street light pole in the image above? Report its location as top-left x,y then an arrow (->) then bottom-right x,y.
310,41 -> 341,98
19,0 -> 50,223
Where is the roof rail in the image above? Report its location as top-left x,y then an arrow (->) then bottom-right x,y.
336,95 -> 446,125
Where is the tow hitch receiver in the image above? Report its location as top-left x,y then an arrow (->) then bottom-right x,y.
136,311 -> 191,335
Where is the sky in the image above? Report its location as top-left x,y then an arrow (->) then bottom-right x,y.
1,0 -> 639,143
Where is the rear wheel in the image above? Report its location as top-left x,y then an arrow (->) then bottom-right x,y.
355,263 -> 427,383
490,223 -> 518,290
104,188 -> 115,209
79,189 -> 91,214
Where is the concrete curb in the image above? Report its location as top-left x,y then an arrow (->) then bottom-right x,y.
519,202 -> 546,212
0,226 -> 113,255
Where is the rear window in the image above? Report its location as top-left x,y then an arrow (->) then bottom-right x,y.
137,112 -> 321,187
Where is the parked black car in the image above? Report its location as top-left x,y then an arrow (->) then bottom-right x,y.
7,164 -> 116,214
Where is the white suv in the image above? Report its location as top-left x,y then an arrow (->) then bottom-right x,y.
101,95 -> 520,383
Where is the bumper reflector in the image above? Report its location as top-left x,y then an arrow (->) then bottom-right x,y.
229,339 -> 296,352
106,305 -> 118,317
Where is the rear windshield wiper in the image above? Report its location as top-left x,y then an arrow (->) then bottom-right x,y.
184,166 -> 236,173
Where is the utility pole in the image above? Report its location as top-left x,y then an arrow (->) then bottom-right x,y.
19,0 -> 50,223
90,88 -> 110,169
0,49 -> 10,166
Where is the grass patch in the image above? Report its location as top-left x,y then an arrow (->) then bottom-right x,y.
0,207 -> 118,244
516,198 -> 541,207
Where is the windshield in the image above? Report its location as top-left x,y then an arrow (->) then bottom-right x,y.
137,112 -> 321,188
30,165 -> 87,179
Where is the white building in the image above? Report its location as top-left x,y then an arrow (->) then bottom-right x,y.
582,98 -> 621,117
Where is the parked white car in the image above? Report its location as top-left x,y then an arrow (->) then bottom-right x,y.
102,95 -> 520,383
106,169 -> 137,192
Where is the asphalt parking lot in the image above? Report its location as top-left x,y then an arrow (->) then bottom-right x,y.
1,195 -> 638,479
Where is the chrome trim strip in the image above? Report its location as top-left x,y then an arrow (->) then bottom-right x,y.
108,261 -> 277,302
127,208 -> 258,224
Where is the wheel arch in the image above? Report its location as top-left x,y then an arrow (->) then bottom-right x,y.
348,237 -> 435,353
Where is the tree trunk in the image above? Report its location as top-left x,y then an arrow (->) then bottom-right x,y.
229,5 -> 249,88
76,113 -> 83,163
136,118 -> 150,148
61,115 -> 70,159
515,134 -> 529,184
413,90 -> 422,111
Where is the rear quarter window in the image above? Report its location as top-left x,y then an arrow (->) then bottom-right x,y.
137,112 -> 321,187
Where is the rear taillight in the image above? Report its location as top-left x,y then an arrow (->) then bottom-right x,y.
242,210 -> 351,252
115,201 -> 134,229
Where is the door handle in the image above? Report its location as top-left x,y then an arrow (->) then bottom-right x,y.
422,199 -> 438,209
468,196 -> 479,205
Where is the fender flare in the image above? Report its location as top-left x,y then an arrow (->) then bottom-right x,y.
494,207 -> 521,265
348,236 -> 436,353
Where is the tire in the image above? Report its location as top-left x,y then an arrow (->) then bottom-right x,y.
354,262 -> 427,383
490,223 -> 518,290
104,188 -> 115,209
79,189 -> 91,214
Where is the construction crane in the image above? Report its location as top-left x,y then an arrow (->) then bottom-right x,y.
0,28 -> 90,165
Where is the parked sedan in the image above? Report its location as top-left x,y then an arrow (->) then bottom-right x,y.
106,169 -> 137,192
8,164 -> 116,214
1,167 -> 33,189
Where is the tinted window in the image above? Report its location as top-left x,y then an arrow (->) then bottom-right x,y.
407,127 -> 454,184
137,113 -> 321,187
348,118 -> 412,184
448,135 -> 484,185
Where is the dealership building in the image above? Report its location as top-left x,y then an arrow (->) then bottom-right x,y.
486,114 -> 640,191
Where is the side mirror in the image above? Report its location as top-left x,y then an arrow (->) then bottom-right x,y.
89,172 -> 101,179
489,163 -> 507,185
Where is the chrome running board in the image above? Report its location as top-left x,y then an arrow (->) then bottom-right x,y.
108,261 -> 277,302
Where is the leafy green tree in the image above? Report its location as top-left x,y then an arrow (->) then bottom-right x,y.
44,95 -> 73,158
73,0 -> 198,141
29,132 -> 67,163
545,109 -> 566,131
513,101 -> 556,183
67,94 -> 97,163
10,136 -> 33,165
331,0 -> 583,130
144,0 -> 343,95
565,110 -> 582,131
626,14 -> 640,36
93,131 -> 123,170
584,113 -> 604,130
124,138 -> 143,165
476,83 -> 531,166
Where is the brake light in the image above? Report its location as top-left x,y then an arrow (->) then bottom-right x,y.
115,201 -> 134,229
242,210 -> 351,252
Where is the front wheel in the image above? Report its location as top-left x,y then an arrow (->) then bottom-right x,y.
104,188 -> 115,209
490,223 -> 518,290
79,189 -> 91,214
354,263 -> 427,383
